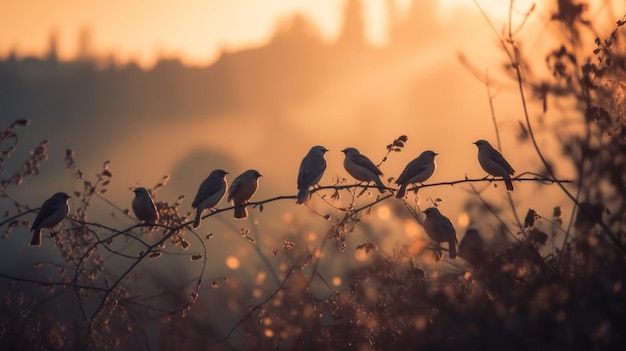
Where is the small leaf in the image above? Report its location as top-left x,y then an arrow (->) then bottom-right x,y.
282,240 -> 295,250
13,119 -> 30,126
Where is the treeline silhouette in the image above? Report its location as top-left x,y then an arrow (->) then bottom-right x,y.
0,0 -> 449,128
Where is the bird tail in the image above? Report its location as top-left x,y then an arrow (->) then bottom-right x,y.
504,175 -> 514,191
395,184 -> 407,199
374,178 -> 386,193
234,204 -> 248,219
29,228 -> 42,247
193,208 -> 202,228
296,187 -> 309,205
448,240 -> 457,259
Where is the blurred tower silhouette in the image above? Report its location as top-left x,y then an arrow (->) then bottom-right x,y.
337,0 -> 367,49
77,26 -> 93,62
46,30 -> 59,62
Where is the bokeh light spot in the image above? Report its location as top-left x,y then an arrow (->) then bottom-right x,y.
332,276 -> 342,286
226,256 -> 240,270
354,248 -> 369,262
404,219 -> 420,238
377,205 -> 391,220
457,211 -> 469,228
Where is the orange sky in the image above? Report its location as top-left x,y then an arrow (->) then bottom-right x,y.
0,0 -> 533,67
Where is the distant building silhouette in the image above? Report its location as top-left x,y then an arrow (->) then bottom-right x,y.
46,31 -> 59,62
77,27 -> 93,62
337,0 -> 367,49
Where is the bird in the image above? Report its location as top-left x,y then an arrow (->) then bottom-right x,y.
574,201 -> 606,234
30,192 -> 71,247
458,228 -> 485,265
341,147 -> 386,193
422,207 -> 458,259
297,145 -> 328,204
191,169 -> 229,228
132,187 -> 159,229
395,150 -> 438,199
474,140 -> 516,191
228,169 -> 262,219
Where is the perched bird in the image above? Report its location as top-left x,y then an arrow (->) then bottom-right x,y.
30,192 -> 71,247
574,201 -> 606,234
228,169 -> 262,219
132,187 -> 159,229
422,207 -> 458,259
395,150 -> 438,199
474,140 -> 516,191
341,147 -> 386,193
297,145 -> 328,204
458,228 -> 485,265
191,169 -> 229,228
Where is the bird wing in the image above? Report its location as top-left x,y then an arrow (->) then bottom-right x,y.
192,177 -> 224,208
353,153 -> 383,176
227,176 -> 245,202
297,156 -> 326,189
31,197 -> 61,229
487,149 -> 515,175
396,158 -> 429,184
438,215 -> 457,242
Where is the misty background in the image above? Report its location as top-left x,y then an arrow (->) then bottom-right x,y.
1,0 -> 607,337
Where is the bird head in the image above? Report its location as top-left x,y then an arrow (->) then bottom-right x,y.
247,169 -> 262,179
312,145 -> 329,154
341,147 -> 359,155
423,207 -> 441,218
422,150 -> 438,159
473,140 -> 490,149
211,169 -> 229,178
133,187 -> 148,195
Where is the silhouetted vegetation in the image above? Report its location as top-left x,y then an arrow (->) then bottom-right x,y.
1,1 -> 625,350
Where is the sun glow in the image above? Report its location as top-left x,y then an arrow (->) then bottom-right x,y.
437,0 -> 538,21
0,0 -> 539,68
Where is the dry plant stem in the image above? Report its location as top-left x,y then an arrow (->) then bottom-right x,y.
485,75 -> 525,237
469,183 -> 521,242
0,173 -> 576,344
0,207 -> 38,228
0,271 -> 108,292
507,21 -> 624,252
214,213 -> 281,286
209,263 -> 298,345
85,220 -> 201,333
474,0 -> 623,252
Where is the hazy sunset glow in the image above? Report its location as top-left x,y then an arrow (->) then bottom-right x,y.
1,0 -> 535,67
2,0 -> 625,348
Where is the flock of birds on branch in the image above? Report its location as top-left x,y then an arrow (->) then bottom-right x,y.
27,139 -> 516,260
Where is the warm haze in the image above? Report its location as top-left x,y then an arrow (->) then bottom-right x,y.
1,0 -> 536,67
1,0 -> 625,349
